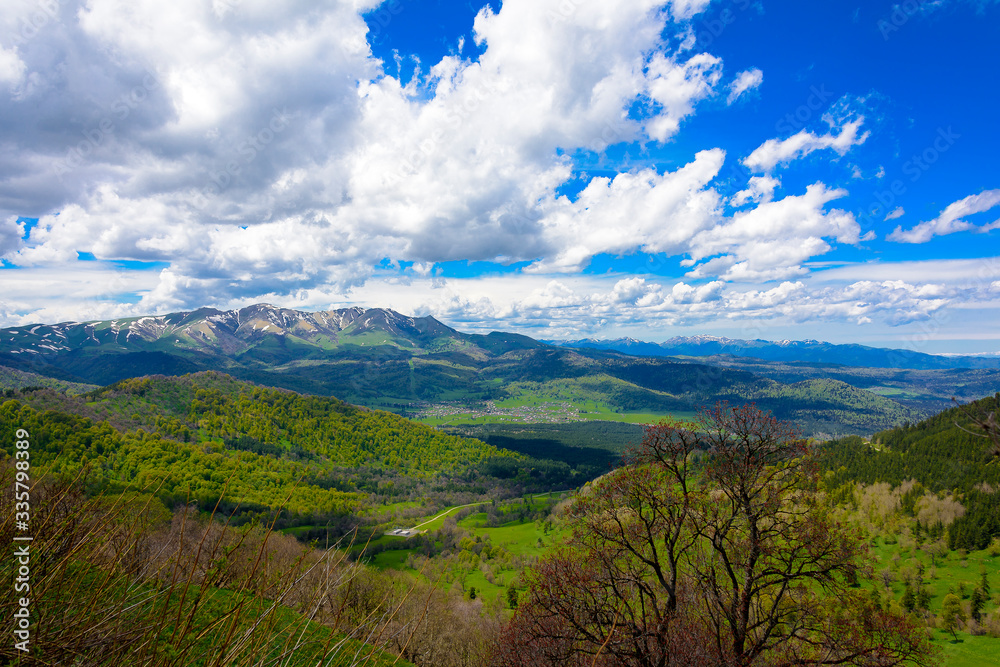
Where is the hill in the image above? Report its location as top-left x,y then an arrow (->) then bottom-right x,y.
820,393 -> 1000,550
0,372 -> 531,527
0,364 -> 97,394
0,304 -> 928,437
554,337 -> 1000,416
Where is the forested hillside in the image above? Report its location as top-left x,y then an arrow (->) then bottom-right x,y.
821,393 -> 1000,550
0,372 -> 534,529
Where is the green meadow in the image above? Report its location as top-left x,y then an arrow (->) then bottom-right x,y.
361,494 -> 572,603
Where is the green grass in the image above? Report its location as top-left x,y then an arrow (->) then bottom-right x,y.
411,372 -> 694,427
933,633 -> 1000,667
866,537 -> 1000,666
407,502 -> 483,532
360,499 -> 425,517
869,537 -> 1000,614
371,549 -> 416,570
351,494 -> 572,604
414,404 -> 678,427
150,583 -> 409,666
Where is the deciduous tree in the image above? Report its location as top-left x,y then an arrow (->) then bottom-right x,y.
496,403 -> 936,666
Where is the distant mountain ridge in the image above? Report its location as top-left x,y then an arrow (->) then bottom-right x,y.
1,304 -> 463,357
0,303 -> 977,437
551,335 -> 1000,370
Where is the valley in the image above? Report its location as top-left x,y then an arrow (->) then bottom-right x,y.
1,305 -> 998,666
0,303 -> 956,438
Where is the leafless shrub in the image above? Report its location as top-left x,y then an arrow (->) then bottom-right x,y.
915,494 -> 965,527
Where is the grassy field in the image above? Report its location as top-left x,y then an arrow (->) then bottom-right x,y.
362,494 -> 572,603
935,633 -> 1000,667
867,536 -> 1000,666
869,537 -> 1000,613
414,403 -> 676,427
410,374 -> 694,427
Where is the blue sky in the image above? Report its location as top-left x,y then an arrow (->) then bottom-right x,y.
0,0 -> 998,353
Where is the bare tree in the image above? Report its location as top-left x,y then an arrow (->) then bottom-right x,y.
951,394 -> 1000,461
495,403 -> 936,667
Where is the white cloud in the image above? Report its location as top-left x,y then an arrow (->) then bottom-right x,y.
884,206 -> 905,221
726,68 -> 763,105
686,183 -> 862,281
2,261 -> 991,344
341,272 -> 969,337
731,175 -> 780,206
0,46 -> 25,86
2,0 -> 739,311
887,189 -> 1000,243
1,0 -> 981,343
815,257 -> 1000,286
743,116 -> 869,173
670,280 -> 724,304
528,149 -> 724,273
0,216 -> 23,257
643,52 -> 723,142
667,0 -> 714,20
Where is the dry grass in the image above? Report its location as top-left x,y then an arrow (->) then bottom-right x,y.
0,464 -> 412,666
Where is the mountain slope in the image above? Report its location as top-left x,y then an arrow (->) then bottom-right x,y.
0,304 -> 926,436
0,364 -> 97,394
819,393 -> 1000,550
0,371 -> 522,519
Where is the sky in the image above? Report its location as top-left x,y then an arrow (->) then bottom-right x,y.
1,0 -> 999,353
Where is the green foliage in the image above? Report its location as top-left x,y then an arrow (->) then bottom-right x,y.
820,394 -> 1000,552
0,396 -> 361,518
0,372 -> 522,525
0,465 -> 412,666
506,584 -> 519,609
0,364 -> 97,394
941,593 -> 965,639
971,586 -> 986,622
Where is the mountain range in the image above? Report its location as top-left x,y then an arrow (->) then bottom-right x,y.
2,303 -> 998,438
552,335 -> 1000,370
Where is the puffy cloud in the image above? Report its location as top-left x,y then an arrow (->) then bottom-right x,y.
1,0 -> 743,313
725,281 -> 805,311
529,149 -> 724,273
670,280 -> 724,304
731,175 -> 779,206
666,0 -> 714,20
0,0 -> 959,337
0,216 -> 24,258
686,183 -> 862,281
607,277 -> 660,305
0,46 -> 25,85
887,189 -> 1000,243
743,116 -> 869,173
726,68 -> 763,105
643,52 -> 722,142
